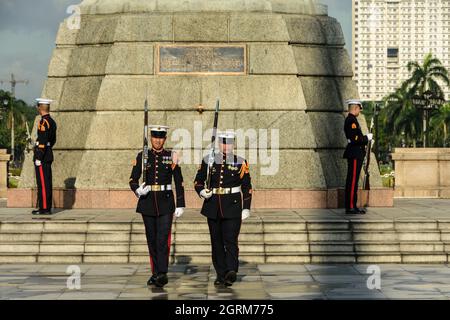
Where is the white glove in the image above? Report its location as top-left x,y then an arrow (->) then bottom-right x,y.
242,209 -> 251,220
135,183 -> 150,198
35,160 -> 42,166
174,207 -> 185,218
367,133 -> 373,141
200,189 -> 213,200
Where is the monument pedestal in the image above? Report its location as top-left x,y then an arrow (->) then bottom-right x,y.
17,0 -> 387,209
393,148 -> 450,198
0,150 -> 11,199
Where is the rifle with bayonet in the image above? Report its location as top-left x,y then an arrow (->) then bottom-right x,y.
25,122 -> 34,154
142,91 -> 149,185
205,99 -> 220,191
362,115 -> 375,191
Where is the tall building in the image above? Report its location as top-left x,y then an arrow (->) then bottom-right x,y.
352,0 -> 450,101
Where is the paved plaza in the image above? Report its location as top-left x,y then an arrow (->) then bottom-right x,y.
0,199 -> 450,299
2,263 -> 450,300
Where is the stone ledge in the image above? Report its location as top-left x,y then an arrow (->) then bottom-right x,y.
7,188 -> 394,209
79,0 -> 327,16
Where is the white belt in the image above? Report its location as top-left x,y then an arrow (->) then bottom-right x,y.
212,186 -> 241,195
147,184 -> 172,191
35,142 -> 52,147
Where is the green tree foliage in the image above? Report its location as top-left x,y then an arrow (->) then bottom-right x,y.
430,103 -> 450,147
0,90 -> 37,164
380,53 -> 450,151
406,53 -> 450,97
383,84 -> 421,147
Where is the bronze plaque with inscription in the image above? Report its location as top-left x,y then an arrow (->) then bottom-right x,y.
157,44 -> 246,75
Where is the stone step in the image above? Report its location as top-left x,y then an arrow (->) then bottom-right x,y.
0,251 -> 449,264
400,253 -> 448,263
265,243 -> 310,253
1,220 -> 449,233
2,241 -> 448,255
309,243 -> 354,252
43,222 -> 88,232
308,231 -> 352,242
0,243 -> 40,253
86,232 -> 132,242
0,253 -> 38,263
84,243 -> 131,253
263,220 -> 307,231
2,217 -> 450,264
0,232 -> 42,242
398,232 -> 442,242
39,243 -> 85,254
41,232 -> 87,242
305,220 -> 348,231
349,220 -> 395,231
0,222 -> 45,232
394,221 -> 439,231
352,231 -> 444,242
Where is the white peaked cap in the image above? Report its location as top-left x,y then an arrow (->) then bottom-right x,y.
346,99 -> 363,106
218,131 -> 236,140
35,98 -> 53,105
149,125 -> 170,132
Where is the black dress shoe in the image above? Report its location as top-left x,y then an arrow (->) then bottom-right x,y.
155,273 -> 168,288
147,274 -> 157,286
214,277 -> 225,286
345,209 -> 360,215
32,209 -> 52,215
224,271 -> 237,286
357,207 -> 367,214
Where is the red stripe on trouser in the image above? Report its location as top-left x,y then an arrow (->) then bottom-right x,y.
39,166 -> 47,210
150,256 -> 155,274
167,230 -> 172,265
350,159 -> 357,209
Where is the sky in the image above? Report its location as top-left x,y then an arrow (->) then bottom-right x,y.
0,0 -> 352,104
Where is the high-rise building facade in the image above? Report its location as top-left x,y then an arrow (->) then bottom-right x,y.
352,0 -> 450,101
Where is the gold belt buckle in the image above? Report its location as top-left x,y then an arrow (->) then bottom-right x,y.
152,185 -> 161,191
217,187 -> 230,195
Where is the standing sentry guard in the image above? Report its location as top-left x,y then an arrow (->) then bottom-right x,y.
343,99 -> 373,215
32,98 -> 57,215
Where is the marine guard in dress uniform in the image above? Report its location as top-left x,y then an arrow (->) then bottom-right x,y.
129,125 -> 186,288
32,98 -> 57,215
194,131 -> 252,287
343,99 -> 373,215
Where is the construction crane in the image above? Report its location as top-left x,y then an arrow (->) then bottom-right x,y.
0,73 -> 29,163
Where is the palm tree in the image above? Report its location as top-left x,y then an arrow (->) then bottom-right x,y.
430,104 -> 450,147
406,53 -> 450,97
383,83 -> 422,147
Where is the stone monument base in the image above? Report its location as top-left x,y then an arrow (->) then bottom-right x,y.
393,148 -> 450,198
0,150 -> 10,199
7,188 -> 394,209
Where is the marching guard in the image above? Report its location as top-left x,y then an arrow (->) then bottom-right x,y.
129,125 -> 185,288
194,131 -> 252,287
